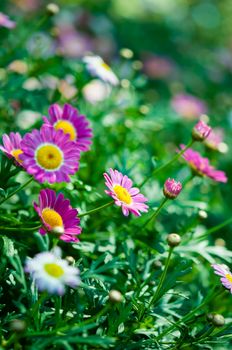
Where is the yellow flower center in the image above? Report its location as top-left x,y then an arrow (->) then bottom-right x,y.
41,208 -> 63,229
11,149 -> 23,163
44,263 -> 64,278
113,185 -> 132,204
101,62 -> 111,71
225,273 -> 232,283
54,120 -> 77,141
36,144 -> 63,170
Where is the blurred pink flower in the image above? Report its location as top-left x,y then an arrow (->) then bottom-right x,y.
0,12 -> 15,29
172,94 -> 207,120
163,178 -> 182,199
204,128 -> 224,151
180,145 -> 227,183
192,120 -> 212,141
143,54 -> 174,79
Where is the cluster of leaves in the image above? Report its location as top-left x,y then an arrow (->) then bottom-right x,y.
0,1 -> 232,349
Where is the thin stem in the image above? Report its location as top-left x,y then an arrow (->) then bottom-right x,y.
0,177 -> 33,206
0,225 -> 41,232
196,216 -> 232,242
79,201 -> 114,217
156,288 -> 225,341
149,247 -> 174,307
142,197 -> 169,230
140,139 -> 194,188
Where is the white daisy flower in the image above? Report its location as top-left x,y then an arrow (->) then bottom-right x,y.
83,55 -> 119,86
25,248 -> 80,295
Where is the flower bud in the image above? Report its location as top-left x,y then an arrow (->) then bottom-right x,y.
46,3 -> 59,15
163,178 -> 182,199
167,233 -> 181,247
212,314 -> 225,327
52,226 -> 64,235
109,290 -> 123,303
192,120 -> 211,141
66,256 -> 75,264
198,210 -> 208,220
10,319 -> 27,333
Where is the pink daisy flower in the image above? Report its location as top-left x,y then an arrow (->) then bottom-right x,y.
212,264 -> 232,293
104,168 -> 149,216
20,125 -> 80,183
0,12 -> 15,29
163,178 -> 182,199
43,103 -> 93,152
192,120 -> 212,141
171,94 -> 207,120
204,128 -> 224,151
34,189 -> 82,243
180,145 -> 227,183
0,132 -> 23,165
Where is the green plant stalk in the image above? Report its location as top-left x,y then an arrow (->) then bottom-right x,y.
0,225 -> 41,232
149,247 -> 174,307
140,139 -> 194,188
196,216 -> 232,242
0,177 -> 34,206
156,288 -> 225,341
79,201 -> 114,217
31,292 -> 48,331
142,197 -> 169,230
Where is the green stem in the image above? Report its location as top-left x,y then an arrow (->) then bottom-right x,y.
142,197 -> 169,230
31,292 -> 48,331
0,177 -> 33,206
149,247 -> 173,307
79,201 -> 114,217
196,216 -> 232,242
0,225 -> 41,232
140,139 -> 194,188
156,288 -> 224,341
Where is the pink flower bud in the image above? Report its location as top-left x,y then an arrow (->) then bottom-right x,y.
163,178 -> 182,199
192,120 -> 212,141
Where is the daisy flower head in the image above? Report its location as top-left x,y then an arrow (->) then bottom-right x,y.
212,264 -> 232,293
0,132 -> 23,165
180,145 -> 227,183
104,168 -> 149,216
43,103 -> 93,152
34,188 -> 82,243
171,94 -> 207,120
204,128 -> 226,152
192,120 -> 212,141
163,178 -> 182,199
20,125 -> 80,183
25,248 -> 80,295
0,12 -> 16,29
83,55 -> 119,86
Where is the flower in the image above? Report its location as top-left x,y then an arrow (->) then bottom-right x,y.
20,125 -> 80,183
171,94 -> 207,120
163,178 -> 182,199
212,264 -> 232,293
25,248 -> 80,295
83,79 -> 111,105
0,132 -> 23,165
0,12 -> 15,29
204,128 -> 225,151
192,120 -> 212,141
43,103 -> 92,152
83,55 -> 119,86
104,168 -> 148,216
143,54 -> 174,79
180,145 -> 227,183
34,188 -> 82,242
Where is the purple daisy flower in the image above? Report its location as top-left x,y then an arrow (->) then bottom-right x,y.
20,125 -> 80,183
180,145 -> 227,183
0,12 -> 16,29
171,94 -> 207,120
212,264 -> 232,293
104,168 -> 149,217
0,132 -> 23,165
34,189 -> 82,243
43,103 -> 93,152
